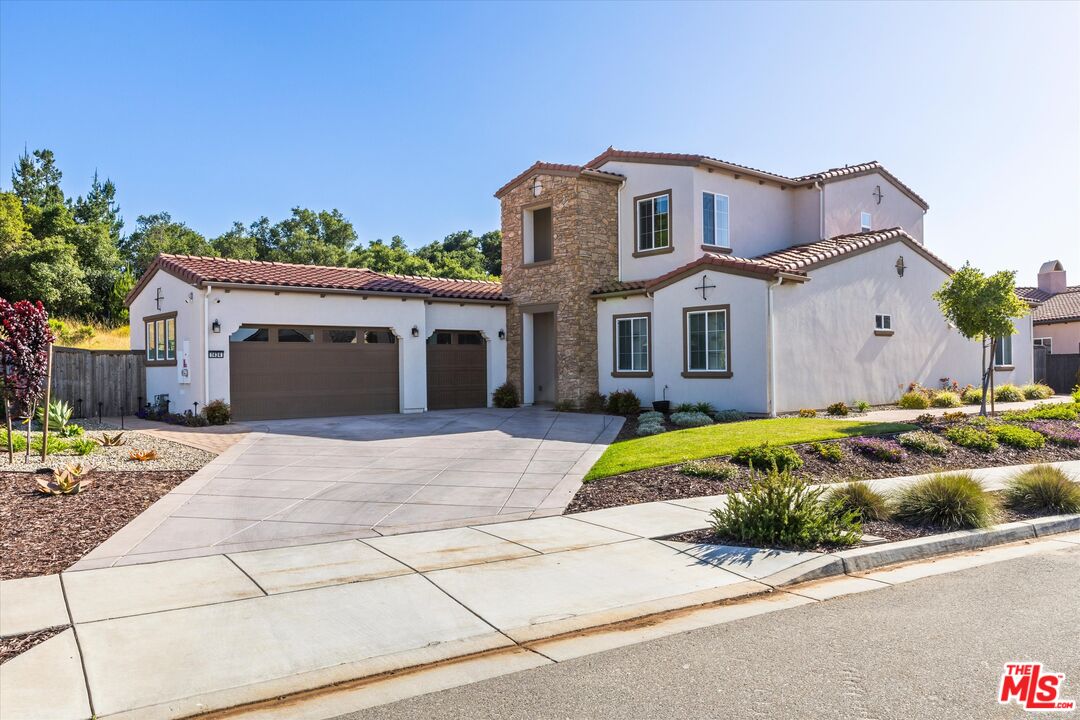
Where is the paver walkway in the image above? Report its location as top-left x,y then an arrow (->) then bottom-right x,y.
72,407 -> 622,569
842,394 -> 1074,424
3,461 -> 1077,720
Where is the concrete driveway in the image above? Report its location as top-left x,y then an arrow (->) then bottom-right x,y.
70,407 -> 623,569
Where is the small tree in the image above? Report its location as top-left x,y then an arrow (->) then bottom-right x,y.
0,299 -> 54,461
933,264 -> 1029,416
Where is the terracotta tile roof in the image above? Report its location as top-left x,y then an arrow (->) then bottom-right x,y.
493,161 -> 624,199
750,228 -> 952,273
590,228 -> 955,297
581,148 -> 929,210
127,254 -> 506,305
1020,286 -> 1080,324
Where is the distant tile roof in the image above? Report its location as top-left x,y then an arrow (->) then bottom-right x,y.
127,254 -> 506,305
493,161 -> 624,198
1017,286 -> 1080,324
591,228 -> 952,296
578,148 -> 929,210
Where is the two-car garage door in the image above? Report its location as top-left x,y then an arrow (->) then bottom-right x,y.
229,326 -> 399,421
229,325 -> 489,420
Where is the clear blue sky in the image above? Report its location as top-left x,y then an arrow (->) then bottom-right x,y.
2,0 -> 1077,284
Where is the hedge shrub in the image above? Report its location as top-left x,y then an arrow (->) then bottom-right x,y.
731,442 -> 804,473
606,389 -> 641,415
943,425 -> 998,452
898,391 -> 931,410
991,424 -> 1045,450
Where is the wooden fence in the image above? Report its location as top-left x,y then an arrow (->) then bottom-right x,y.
1035,349 -> 1080,395
50,347 -> 146,418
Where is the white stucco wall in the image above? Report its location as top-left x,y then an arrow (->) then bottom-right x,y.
772,240 -> 1033,411
690,168 -> 796,257
597,270 -> 770,413
129,270 -> 508,415
823,172 -> 925,242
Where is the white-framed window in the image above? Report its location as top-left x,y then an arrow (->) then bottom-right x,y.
636,193 -> 670,252
686,308 -> 728,372
145,316 -> 176,363
994,334 -> 1013,366
702,192 -> 730,248
875,314 -> 892,331
1034,337 -> 1052,353
860,211 -> 872,232
615,316 -> 649,373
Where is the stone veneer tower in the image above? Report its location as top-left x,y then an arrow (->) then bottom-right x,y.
496,164 -> 621,405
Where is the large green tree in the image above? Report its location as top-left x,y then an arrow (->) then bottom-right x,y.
10,149 -> 64,207
120,212 -> 216,276
933,263 -> 1030,414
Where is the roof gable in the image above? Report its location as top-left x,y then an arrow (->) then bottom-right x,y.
127,255 -> 506,306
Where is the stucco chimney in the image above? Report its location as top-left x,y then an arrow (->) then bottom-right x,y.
1037,260 -> 1067,294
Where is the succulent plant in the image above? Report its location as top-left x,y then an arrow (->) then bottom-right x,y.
36,463 -> 93,495
128,448 -> 159,462
97,432 -> 126,447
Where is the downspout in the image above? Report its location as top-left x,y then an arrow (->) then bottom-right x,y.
816,181 -> 825,240
203,284 -> 212,405
616,178 -> 626,280
766,276 -> 782,417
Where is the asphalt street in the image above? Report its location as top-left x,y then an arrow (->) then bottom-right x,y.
339,544 -> 1079,720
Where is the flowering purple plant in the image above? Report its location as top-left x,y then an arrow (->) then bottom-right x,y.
850,436 -> 907,462
1028,421 -> 1080,447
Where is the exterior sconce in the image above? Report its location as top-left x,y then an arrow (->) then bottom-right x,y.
498,329 -> 506,340
411,326 -> 420,338
211,319 -> 221,333
895,256 -> 906,277
532,177 -> 543,197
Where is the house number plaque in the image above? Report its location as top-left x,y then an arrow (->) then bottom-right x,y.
208,350 -> 225,359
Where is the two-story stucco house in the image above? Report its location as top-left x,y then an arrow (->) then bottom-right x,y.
126,147 -> 1035,421
496,148 -> 1034,414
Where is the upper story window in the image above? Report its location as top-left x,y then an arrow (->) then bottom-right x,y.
635,192 -> 671,254
702,192 -> 730,249
860,211 -> 872,232
994,335 -> 1013,367
145,314 -> 177,365
1034,337 -> 1052,354
523,205 -> 553,264
875,314 -> 892,331
614,315 -> 650,375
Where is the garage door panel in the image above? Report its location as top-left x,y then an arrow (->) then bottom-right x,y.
230,327 -> 399,420
427,332 -> 487,410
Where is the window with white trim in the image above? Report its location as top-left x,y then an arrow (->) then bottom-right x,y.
686,309 -> 728,372
994,335 -> 1013,366
145,316 -> 176,363
860,211 -> 872,231
702,192 -> 730,248
1034,337 -> 1052,353
615,316 -> 649,373
875,314 -> 892,331
636,193 -> 670,252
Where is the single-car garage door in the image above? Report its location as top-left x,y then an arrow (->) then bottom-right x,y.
229,326 -> 399,420
426,330 -> 487,410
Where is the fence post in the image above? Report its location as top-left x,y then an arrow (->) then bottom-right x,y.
41,344 -> 54,461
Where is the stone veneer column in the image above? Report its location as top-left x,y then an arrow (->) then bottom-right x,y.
500,173 -> 619,404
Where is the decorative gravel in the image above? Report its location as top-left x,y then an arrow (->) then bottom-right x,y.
0,429 -> 214,473
0,626 -> 67,665
1,470 -> 193,579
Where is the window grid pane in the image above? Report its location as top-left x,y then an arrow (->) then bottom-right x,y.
146,322 -> 155,361
616,317 -> 649,372
638,199 -> 654,250
654,196 -> 669,248
687,310 -> 727,372
165,318 -> 176,359
717,195 -> 730,248
155,320 -> 166,360
703,193 -> 715,245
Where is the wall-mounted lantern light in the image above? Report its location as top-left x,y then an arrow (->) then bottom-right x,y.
411,326 -> 420,338
211,319 -> 221,333
895,256 -> 906,277
498,329 -> 506,340
532,177 -> 543,197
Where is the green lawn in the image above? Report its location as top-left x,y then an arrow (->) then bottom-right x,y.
585,417 -> 916,480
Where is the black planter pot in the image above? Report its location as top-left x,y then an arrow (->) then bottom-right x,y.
652,400 -> 671,414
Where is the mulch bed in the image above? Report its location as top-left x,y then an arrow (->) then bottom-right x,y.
0,470 -> 192,580
0,626 -> 67,665
566,421 -> 1080,513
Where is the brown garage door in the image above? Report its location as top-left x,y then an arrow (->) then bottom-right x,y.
229,326 -> 399,420
426,331 -> 487,410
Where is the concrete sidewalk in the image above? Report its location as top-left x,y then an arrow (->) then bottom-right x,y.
3,461 -> 1078,720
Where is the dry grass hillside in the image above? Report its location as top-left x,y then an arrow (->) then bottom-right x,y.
49,318 -> 130,350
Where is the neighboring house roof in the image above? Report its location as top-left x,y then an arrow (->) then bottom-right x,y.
493,161 -> 625,199
591,228 -> 952,297
1017,286 -> 1080,324
580,148 -> 929,210
127,254 -> 507,305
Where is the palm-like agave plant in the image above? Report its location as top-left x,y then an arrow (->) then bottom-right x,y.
128,448 -> 158,462
36,463 -> 93,495
97,432 -> 126,447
